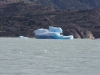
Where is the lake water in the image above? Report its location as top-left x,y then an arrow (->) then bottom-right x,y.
0,38 -> 100,75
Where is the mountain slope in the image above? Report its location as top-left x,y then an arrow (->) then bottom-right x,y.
0,2 -> 100,38
1,0 -> 100,9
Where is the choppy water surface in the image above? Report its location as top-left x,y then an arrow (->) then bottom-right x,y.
0,38 -> 100,75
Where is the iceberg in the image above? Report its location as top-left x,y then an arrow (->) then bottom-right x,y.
34,26 -> 74,39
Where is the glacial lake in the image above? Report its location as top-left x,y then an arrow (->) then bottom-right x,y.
0,38 -> 100,75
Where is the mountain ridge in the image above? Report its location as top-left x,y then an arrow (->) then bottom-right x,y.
1,0 -> 100,10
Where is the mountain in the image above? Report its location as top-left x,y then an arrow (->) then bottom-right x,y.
1,0 -> 100,9
0,2 -> 100,38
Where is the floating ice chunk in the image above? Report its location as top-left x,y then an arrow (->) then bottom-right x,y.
34,26 -> 74,39
19,36 -> 28,39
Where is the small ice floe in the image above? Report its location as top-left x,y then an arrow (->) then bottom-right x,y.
19,36 -> 28,39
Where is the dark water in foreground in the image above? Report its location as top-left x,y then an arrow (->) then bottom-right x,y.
0,38 -> 100,75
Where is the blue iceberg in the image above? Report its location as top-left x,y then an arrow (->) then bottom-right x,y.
34,26 -> 74,39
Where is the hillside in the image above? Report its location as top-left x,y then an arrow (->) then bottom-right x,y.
1,0 -> 100,9
0,2 -> 100,38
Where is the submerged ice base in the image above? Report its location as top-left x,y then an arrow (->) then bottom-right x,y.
34,26 -> 74,39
